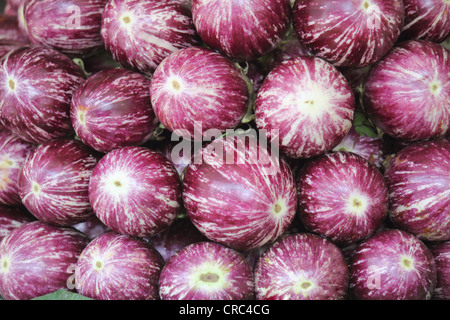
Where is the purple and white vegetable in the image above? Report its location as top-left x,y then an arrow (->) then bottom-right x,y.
401,0 -> 450,43
429,241 -> 450,300
0,129 -> 34,206
183,135 -> 297,251
159,241 -> 255,300
384,138 -> 450,242
101,0 -> 200,75
297,152 -> 388,244
255,56 -> 355,159
150,47 -> 250,140
75,231 -> 164,300
23,0 -> 108,57
88,146 -> 182,238
292,0 -> 404,68
71,68 -> 158,154
0,205 -> 34,242
0,221 -> 89,300
192,0 -> 291,62
349,229 -> 437,300
254,233 -> 349,300
17,138 -> 99,226
0,46 -> 85,145
146,217 -> 207,263
364,40 -> 449,141
332,127 -> 385,169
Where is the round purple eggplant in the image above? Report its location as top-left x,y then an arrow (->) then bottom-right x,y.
297,152 -> 389,245
0,46 -> 85,145
384,138 -> 450,242
0,129 -> 34,206
88,146 -> 182,238
71,68 -> 158,154
101,0 -> 200,75
150,47 -> 250,140
75,231 -> 164,300
183,134 -> 297,251
349,229 -> 437,300
159,241 -> 255,300
293,0 -> 404,68
0,221 -> 89,300
192,0 -> 291,62
364,40 -> 449,142
17,138 -> 99,226
23,0 -> 108,57
254,233 -> 349,300
255,56 -> 355,159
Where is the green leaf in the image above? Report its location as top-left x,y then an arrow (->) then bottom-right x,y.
32,289 -> 92,300
354,124 -> 379,138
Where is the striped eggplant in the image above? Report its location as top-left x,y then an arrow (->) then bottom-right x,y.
401,0 -> 450,43
292,0 -> 404,68
254,233 -> 349,300
0,221 -> 89,300
0,205 -> 34,242
429,241 -> 450,300
364,40 -> 449,142
71,68 -> 158,154
349,229 -> 437,300
75,231 -> 164,300
23,0 -> 108,57
158,241 -> 255,300
255,56 -> 355,159
0,130 -> 34,206
384,138 -> 450,242
17,138 -> 99,226
192,0 -> 291,62
297,152 -> 389,245
150,47 -> 250,140
0,46 -> 85,145
101,0 -> 200,75
182,134 -> 297,251
88,146 -> 182,238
